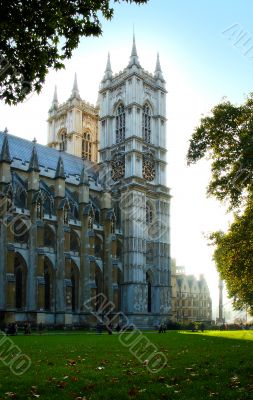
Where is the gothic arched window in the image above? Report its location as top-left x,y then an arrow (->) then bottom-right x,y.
70,230 -> 80,255
82,132 -> 92,161
146,203 -> 153,225
71,262 -> 79,312
94,209 -> 100,225
116,104 -> 125,143
44,225 -> 55,249
59,130 -> 67,151
146,271 -> 152,313
14,254 -> 27,309
142,104 -> 151,143
44,262 -> 51,311
13,218 -> 29,244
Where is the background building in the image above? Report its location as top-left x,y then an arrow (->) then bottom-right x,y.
171,259 -> 212,323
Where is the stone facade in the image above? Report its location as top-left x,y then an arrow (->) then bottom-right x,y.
171,260 -> 212,322
0,37 -> 171,328
47,74 -> 99,163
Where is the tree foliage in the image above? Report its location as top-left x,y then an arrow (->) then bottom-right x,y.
187,94 -> 253,314
0,0 -> 148,104
187,94 -> 253,210
210,200 -> 253,315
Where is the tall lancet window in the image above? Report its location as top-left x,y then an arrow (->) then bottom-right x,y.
59,130 -> 67,151
116,104 -> 125,143
142,104 -> 151,143
82,132 -> 92,161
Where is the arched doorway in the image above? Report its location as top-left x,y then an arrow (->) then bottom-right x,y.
14,253 -> 27,309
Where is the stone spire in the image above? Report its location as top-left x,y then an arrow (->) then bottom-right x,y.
28,138 -> 40,172
51,85 -> 59,109
103,53 -> 112,81
55,156 -> 65,179
128,33 -> 140,68
154,53 -> 164,81
70,73 -> 81,99
0,130 -> 11,163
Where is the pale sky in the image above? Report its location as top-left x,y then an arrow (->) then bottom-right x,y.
1,0 -> 253,318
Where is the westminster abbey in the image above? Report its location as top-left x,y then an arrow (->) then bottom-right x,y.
0,37 -> 171,328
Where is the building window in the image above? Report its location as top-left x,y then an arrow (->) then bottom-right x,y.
44,225 -> 55,249
14,218 -> 29,244
146,271 -> 152,313
36,200 -> 43,220
44,263 -> 51,311
70,230 -> 80,255
111,215 -> 116,234
64,206 -> 69,225
71,269 -> 76,312
142,104 -> 151,143
14,254 -> 27,309
59,131 -> 67,151
82,132 -> 92,161
71,262 -> 79,312
116,104 -> 125,143
88,208 -> 94,230
146,203 -> 153,225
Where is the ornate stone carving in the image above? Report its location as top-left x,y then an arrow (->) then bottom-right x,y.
142,151 -> 155,181
111,153 -> 125,181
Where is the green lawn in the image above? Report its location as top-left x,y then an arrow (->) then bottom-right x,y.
0,330 -> 252,400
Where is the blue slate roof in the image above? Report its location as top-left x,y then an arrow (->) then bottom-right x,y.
0,131 -> 98,180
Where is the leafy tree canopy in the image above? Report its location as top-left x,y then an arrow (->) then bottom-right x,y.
0,0 -> 148,104
187,94 -> 253,315
210,200 -> 253,315
187,94 -> 253,210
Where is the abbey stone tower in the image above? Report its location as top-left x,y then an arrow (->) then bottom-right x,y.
0,37 -> 171,329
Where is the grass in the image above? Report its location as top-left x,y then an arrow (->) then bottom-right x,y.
0,330 -> 252,400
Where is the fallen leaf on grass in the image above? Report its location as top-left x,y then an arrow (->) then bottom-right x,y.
128,386 -> 139,397
30,386 -> 40,398
229,376 -> 240,389
57,381 -> 68,389
82,383 -> 96,391
67,359 -> 77,366
110,377 -> 119,384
